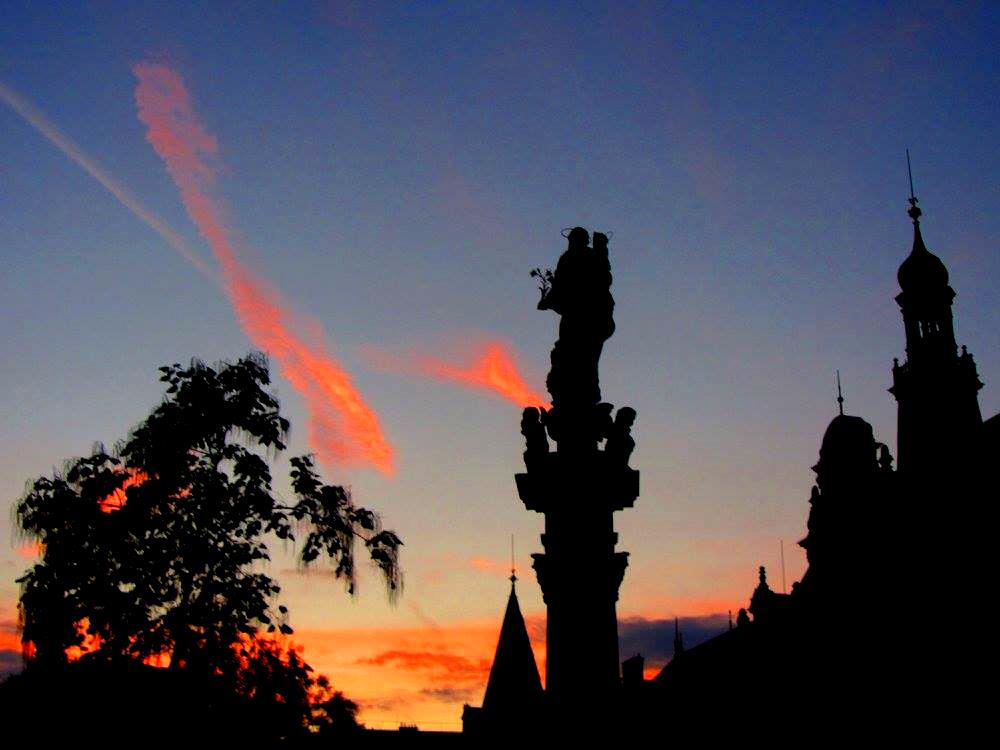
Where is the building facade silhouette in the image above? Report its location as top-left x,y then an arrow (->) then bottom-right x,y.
464,194 -> 997,738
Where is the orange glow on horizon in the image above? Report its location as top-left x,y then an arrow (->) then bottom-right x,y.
64,618 -> 102,662
133,62 -> 393,475
290,617 -> 546,731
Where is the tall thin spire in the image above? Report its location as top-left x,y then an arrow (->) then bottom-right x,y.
906,148 -> 922,224
836,370 -> 845,416
673,617 -> 684,657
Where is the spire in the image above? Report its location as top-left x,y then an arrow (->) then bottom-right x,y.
836,370 -> 845,416
673,617 -> 684,657
481,576 -> 544,714
906,148 -> 922,225
509,534 -> 517,588
906,150 -> 931,258
898,151 -> 948,293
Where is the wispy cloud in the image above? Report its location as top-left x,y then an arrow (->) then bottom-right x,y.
358,649 -> 490,682
366,338 -> 547,407
132,62 -> 393,475
468,556 -> 512,577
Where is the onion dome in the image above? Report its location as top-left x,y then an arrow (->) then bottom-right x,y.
897,197 -> 949,293
816,414 -> 876,473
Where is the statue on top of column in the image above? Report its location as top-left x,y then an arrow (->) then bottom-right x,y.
535,227 -> 616,416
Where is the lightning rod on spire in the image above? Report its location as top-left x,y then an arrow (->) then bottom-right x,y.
510,533 -> 517,585
836,370 -> 845,416
906,149 -> 922,222
906,148 -> 916,201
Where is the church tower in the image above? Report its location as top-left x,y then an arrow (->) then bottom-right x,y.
889,178 -> 983,477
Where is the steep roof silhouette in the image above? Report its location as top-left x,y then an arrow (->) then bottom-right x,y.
481,577 -> 543,713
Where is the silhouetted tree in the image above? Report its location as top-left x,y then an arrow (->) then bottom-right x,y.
12,353 -> 399,736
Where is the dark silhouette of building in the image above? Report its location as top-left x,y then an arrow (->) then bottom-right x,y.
462,573 -> 543,734
891,190 -> 984,476
642,191 -> 996,738
467,188 -> 996,738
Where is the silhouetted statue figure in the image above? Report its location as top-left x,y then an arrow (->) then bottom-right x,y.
538,227 -> 615,413
520,407 -> 550,467
605,407 -> 637,467
877,442 -> 894,473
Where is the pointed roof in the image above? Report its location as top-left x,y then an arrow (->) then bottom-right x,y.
481,578 -> 544,713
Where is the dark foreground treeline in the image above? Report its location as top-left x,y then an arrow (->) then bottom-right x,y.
0,658 -> 364,744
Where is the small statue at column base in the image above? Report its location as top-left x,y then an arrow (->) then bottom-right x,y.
605,407 -> 636,467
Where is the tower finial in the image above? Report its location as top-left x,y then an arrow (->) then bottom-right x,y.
673,616 -> 684,656
509,534 -> 517,587
836,370 -> 845,416
906,149 -> 922,223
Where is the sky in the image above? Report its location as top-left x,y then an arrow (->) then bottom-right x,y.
1,0 -> 997,730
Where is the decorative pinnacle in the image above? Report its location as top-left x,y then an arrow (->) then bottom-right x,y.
509,534 -> 517,586
906,149 -> 922,223
836,370 -> 845,416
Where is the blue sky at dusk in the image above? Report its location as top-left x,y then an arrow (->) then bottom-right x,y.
2,1 -> 997,728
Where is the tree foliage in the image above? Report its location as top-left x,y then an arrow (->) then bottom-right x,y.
12,353 -> 400,734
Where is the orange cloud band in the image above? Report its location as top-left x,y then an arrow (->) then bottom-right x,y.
132,62 -> 393,474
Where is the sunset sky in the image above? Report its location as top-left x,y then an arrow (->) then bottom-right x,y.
2,1 -> 997,730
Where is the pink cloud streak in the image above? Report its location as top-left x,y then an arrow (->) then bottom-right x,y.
133,62 -> 393,474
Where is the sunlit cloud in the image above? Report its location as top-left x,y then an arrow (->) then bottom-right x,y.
468,556 -> 512,577
366,339 -> 547,408
357,649 -> 490,682
0,80 -> 215,278
132,62 -> 393,475
291,616 -> 545,730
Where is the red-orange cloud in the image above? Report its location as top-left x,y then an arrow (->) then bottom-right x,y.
132,62 -> 393,475
369,340 -> 547,408
291,616 -> 546,730
358,649 -> 490,682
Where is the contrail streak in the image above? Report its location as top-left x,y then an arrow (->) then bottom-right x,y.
0,80 -> 215,279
